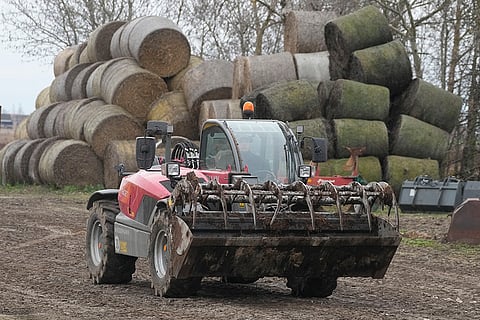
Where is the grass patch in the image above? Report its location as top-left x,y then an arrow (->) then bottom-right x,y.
0,183 -> 104,199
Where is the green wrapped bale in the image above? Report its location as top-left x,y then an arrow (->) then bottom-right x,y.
325,5 -> 392,79
390,114 -> 450,161
392,78 -> 463,133
327,79 -> 390,121
317,80 -> 335,116
255,80 -> 322,121
349,40 -> 412,96
289,117 -> 334,160
317,156 -> 382,183
383,155 -> 440,197
333,118 -> 388,158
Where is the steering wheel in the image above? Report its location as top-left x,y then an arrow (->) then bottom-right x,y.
255,169 -> 278,183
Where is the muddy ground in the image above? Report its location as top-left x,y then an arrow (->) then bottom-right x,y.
0,186 -> 478,320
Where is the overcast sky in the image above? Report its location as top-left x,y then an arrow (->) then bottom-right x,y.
0,45 -> 54,116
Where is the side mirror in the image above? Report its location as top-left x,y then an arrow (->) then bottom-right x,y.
311,138 -> 328,163
136,137 -> 156,169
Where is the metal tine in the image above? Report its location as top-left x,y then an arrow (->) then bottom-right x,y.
239,180 -> 257,228
352,181 -> 372,231
321,181 -> 344,231
294,180 -> 315,230
267,180 -> 283,227
210,179 -> 229,229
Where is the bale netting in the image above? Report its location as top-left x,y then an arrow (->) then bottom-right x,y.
1,139 -> 29,185
333,118 -> 389,158
26,103 -> 62,139
85,59 -> 121,98
198,99 -> 242,132
100,57 -> 168,121
66,98 -> 106,141
293,52 -> 330,82
120,16 -> 191,77
50,62 -> 94,102
53,46 -> 76,76
324,5 -> 392,79
288,117 -> 335,160
83,104 -> 143,159
28,136 -> 64,185
348,39 -> 413,97
68,42 -> 88,69
71,62 -> 103,100
318,156 -> 382,183
103,140 -> 137,189
110,23 -> 127,58
389,114 -> 450,161
284,10 -> 337,53
147,91 -> 198,141
244,52 -> 297,93
38,139 -> 103,188
13,139 -> 46,184
383,155 -> 440,197
182,59 -> 234,114
232,56 -> 248,99
327,79 -> 390,121
87,21 -> 126,62
391,78 -> 463,133
43,102 -> 66,137
35,86 -> 51,109
166,55 -> 204,91
254,80 -> 322,121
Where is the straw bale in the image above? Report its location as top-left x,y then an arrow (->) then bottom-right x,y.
87,21 -> 126,62
28,136 -> 64,184
103,140 -> 137,188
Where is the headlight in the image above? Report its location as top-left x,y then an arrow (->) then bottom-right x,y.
165,162 -> 181,177
297,165 -> 312,179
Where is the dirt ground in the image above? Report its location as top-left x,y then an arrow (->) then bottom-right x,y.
0,186 -> 479,320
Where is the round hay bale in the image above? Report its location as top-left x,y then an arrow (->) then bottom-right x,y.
71,61 -> 103,100
327,79 -> 390,121
13,139 -> 46,184
43,102 -> 67,137
1,139 -> 29,185
26,103 -> 62,139
254,80 -> 322,121
53,46 -> 76,76
85,59 -> 120,98
28,136 -> 64,184
244,52 -> 297,93
35,86 -> 51,109
348,39 -> 412,97
284,10 -> 337,53
83,104 -> 144,159
288,117 -> 334,160
123,16 -> 191,77
317,80 -> 335,116
384,155 -> 440,197
293,51 -> 330,82
390,114 -> 450,161
110,23 -> 127,58
232,56 -> 248,99
66,98 -> 106,141
197,99 -> 243,132
52,100 -> 85,138
38,139 -> 103,187
101,58 -> 168,121
182,59 -> 234,114
333,118 -> 389,158
391,78 -> 463,133
325,5 -> 392,78
166,55 -> 203,91
50,63 -> 94,102
103,140 -> 137,188
147,91 -> 198,140
318,156 -> 382,183
14,117 -> 29,140
87,21 -> 126,62
79,43 -> 92,64
68,42 -> 88,69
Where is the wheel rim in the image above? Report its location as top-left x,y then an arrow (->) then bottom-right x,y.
154,230 -> 168,278
90,220 -> 103,266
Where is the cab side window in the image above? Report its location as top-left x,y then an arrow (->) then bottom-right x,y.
200,126 -> 235,170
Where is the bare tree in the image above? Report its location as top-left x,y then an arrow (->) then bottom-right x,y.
0,0 -> 153,61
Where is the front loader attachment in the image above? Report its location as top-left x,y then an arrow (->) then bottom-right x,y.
447,198 -> 480,245
156,173 -> 401,297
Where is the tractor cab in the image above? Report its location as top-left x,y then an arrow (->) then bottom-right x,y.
198,119 -> 304,184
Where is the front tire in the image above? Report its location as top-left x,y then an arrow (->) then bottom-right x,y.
86,200 -> 136,284
149,211 -> 201,297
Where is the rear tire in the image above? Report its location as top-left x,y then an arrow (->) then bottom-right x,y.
86,200 -> 137,284
149,211 -> 201,297
287,275 -> 337,298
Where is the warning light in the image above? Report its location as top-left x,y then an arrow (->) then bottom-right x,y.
242,101 -> 254,119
